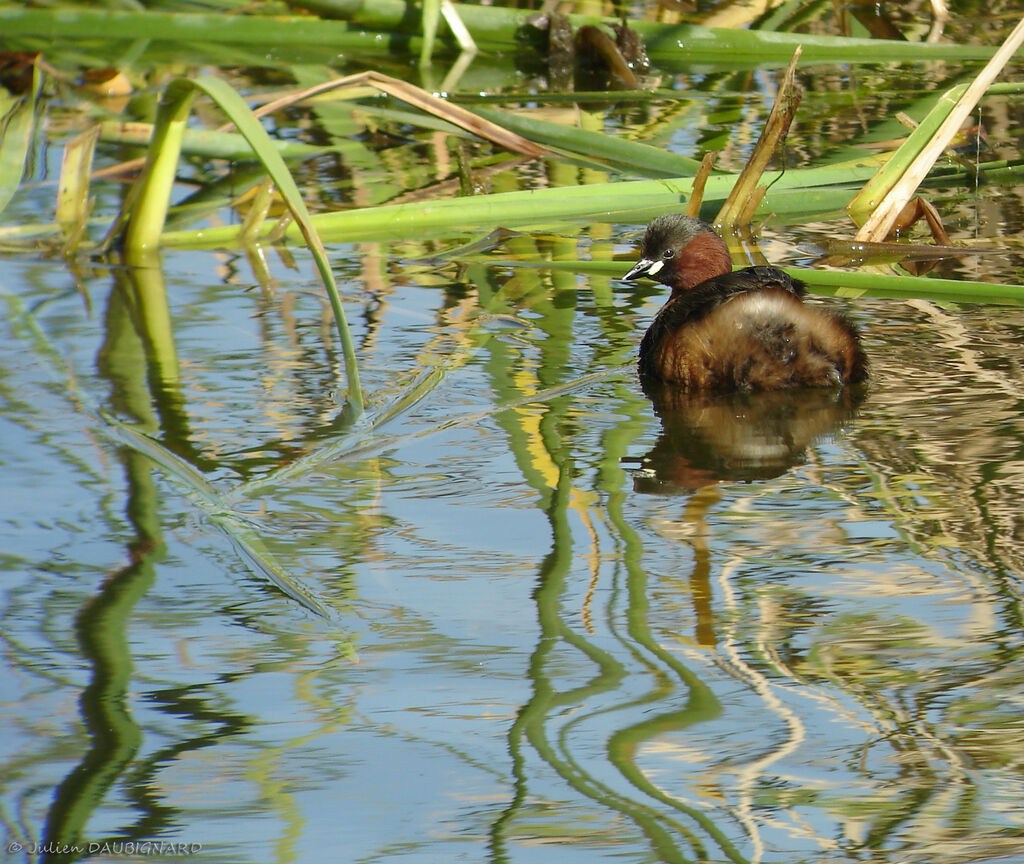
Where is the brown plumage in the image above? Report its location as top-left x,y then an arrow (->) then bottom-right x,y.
623,214 -> 867,391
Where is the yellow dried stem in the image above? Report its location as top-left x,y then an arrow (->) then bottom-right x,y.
714,46 -> 802,230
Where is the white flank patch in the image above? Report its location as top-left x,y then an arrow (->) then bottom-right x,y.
730,293 -> 794,318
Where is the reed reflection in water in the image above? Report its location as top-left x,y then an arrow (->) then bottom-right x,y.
2,248 -> 1024,863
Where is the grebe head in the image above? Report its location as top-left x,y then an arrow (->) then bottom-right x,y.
623,214 -> 733,293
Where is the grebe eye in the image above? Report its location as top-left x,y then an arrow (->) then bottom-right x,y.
661,249 -> 674,259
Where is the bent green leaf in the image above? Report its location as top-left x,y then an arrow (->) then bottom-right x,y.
0,61 -> 42,217
119,74 -> 363,417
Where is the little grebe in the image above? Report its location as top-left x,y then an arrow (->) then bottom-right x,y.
623,214 -> 867,390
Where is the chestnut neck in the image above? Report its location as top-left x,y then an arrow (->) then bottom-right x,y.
669,230 -> 733,295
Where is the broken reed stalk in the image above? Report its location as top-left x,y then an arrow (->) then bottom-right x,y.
56,125 -> 101,252
714,45 -> 802,230
686,152 -> 717,217
854,16 -> 1024,242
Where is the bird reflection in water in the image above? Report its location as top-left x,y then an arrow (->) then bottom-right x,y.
628,380 -> 866,494
624,382 -> 865,647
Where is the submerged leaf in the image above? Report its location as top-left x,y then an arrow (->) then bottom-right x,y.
473,106 -> 706,177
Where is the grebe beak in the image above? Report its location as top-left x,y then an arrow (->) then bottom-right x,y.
623,257 -> 663,281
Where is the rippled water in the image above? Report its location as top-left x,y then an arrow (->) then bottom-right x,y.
3,230 -> 1024,862
5,3 -> 1024,861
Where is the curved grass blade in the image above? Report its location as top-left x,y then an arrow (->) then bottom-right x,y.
181,75 -> 364,415
118,74 -> 363,416
246,71 -> 544,158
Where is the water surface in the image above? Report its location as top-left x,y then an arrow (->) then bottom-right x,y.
3,4 -> 1024,862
